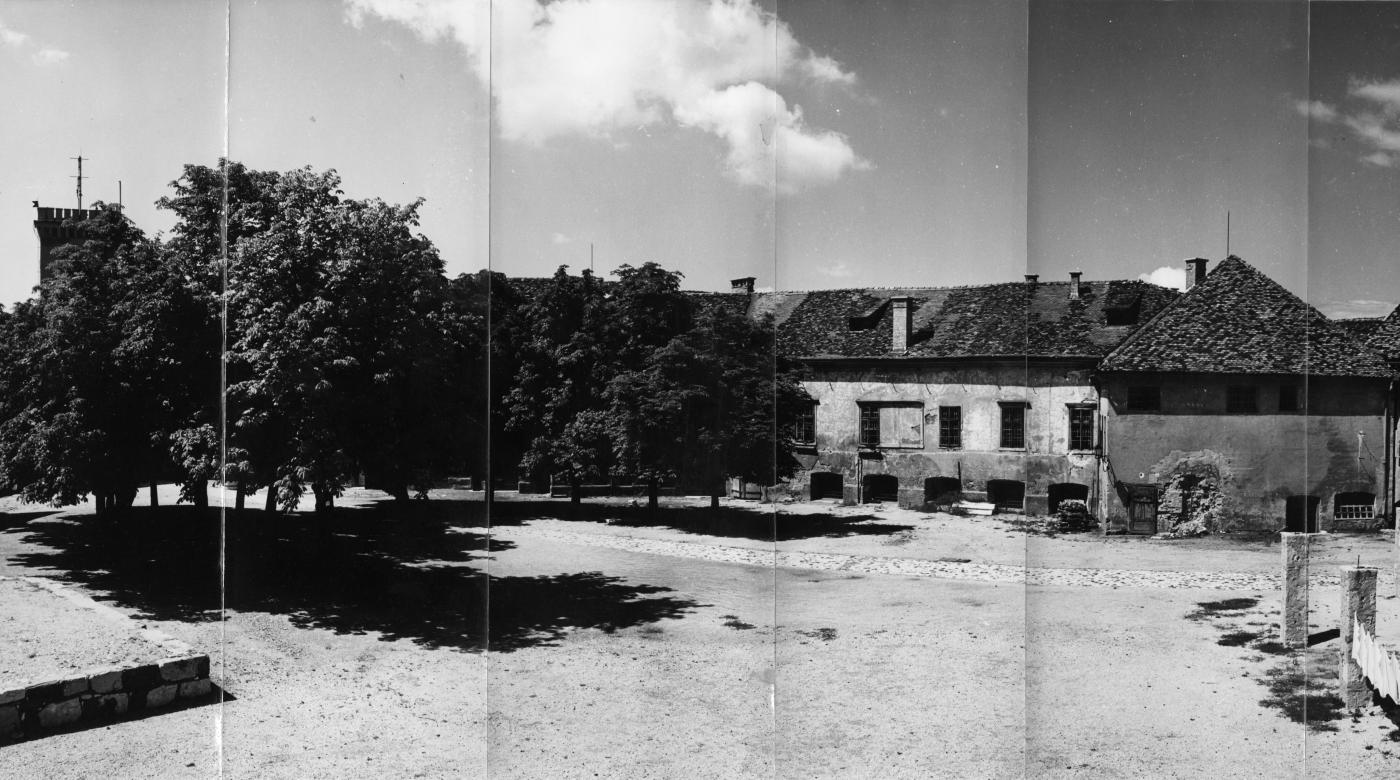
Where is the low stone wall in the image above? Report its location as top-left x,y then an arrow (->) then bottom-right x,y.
0,654 -> 212,743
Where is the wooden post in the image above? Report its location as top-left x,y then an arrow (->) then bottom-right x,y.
1340,565 -> 1379,709
1281,532 -> 1315,648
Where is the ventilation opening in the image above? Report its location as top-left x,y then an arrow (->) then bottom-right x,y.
1047,483 -> 1089,513
924,477 -> 961,506
986,479 -> 1026,511
862,474 -> 899,503
809,472 -> 844,501
1285,495 -> 1320,533
1334,492 -> 1376,522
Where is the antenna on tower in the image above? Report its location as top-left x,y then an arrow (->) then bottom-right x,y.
71,155 -> 88,210
1226,210 -> 1231,256
118,180 -> 123,214
590,242 -> 594,274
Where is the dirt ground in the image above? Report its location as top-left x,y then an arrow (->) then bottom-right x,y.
2,488 -> 1399,777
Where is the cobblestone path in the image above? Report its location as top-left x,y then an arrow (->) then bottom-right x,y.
493,525 -> 1397,591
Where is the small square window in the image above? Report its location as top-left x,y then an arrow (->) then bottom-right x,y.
1126,386 -> 1160,412
938,406 -> 961,449
1226,385 -> 1257,414
1000,402 -> 1026,449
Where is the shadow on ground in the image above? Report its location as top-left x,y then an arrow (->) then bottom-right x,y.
485,498 -> 914,541
1,500 -> 698,653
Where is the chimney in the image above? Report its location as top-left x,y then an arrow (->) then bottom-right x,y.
1024,274 -> 1039,284
1185,258 -> 1208,290
891,297 -> 912,353
730,277 -> 755,295
1069,270 -> 1082,300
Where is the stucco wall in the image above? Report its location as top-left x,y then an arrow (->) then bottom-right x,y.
791,361 -> 1100,514
1100,374 -> 1389,532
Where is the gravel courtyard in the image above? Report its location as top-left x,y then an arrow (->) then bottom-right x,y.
2,488 -> 1399,778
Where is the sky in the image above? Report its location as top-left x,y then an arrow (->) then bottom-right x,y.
0,0 -> 1396,317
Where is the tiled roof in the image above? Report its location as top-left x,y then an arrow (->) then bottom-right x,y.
768,280 -> 1178,359
1099,257 -> 1393,378
1367,305 -> 1400,364
1336,317 -> 1384,342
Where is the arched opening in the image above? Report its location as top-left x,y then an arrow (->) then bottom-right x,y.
1285,495 -> 1320,533
1047,483 -> 1089,513
986,479 -> 1025,512
924,477 -> 961,506
862,474 -> 899,503
809,472 -> 844,501
1334,492 -> 1376,522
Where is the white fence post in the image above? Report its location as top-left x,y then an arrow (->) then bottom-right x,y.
1340,565 -> 1379,709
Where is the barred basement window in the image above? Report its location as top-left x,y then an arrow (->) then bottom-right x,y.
1226,385 -> 1257,413
1068,406 -> 1095,451
999,402 -> 1026,449
1335,492 -> 1376,521
938,406 -> 961,449
1126,386 -> 1160,412
792,404 -> 816,445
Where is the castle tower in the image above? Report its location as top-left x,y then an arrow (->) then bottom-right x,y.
33,203 -> 102,282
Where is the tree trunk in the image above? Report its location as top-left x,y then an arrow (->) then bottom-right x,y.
117,486 -> 137,509
389,483 -> 410,503
94,493 -> 106,516
149,482 -> 159,507
265,482 -> 277,514
235,484 -> 245,512
192,482 -> 208,509
648,478 -> 659,511
711,488 -> 721,510
312,483 -> 334,515
570,478 -> 582,505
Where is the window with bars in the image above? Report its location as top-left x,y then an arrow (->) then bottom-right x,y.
859,403 -> 923,448
1126,386 -> 1160,411
792,404 -> 816,445
938,406 -> 961,449
1226,385 -> 1257,413
999,402 -> 1026,449
1068,405 -> 1095,451
1335,492 -> 1376,521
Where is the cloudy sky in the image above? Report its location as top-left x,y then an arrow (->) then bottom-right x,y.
0,0 -> 1396,317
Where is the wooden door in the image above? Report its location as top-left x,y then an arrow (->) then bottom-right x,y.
1127,484 -> 1158,535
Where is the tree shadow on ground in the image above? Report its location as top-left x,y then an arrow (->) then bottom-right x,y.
484,499 -> 914,541
2,501 -> 698,653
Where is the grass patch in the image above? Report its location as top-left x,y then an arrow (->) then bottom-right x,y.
1186,597 -> 1259,622
799,628 -> 838,642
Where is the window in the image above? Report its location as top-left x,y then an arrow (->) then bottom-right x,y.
1335,492 -> 1376,521
792,404 -> 816,445
1068,406 -> 1095,451
1278,385 -> 1300,413
1126,386 -> 1160,411
858,403 -> 923,448
1226,385 -> 1257,413
999,402 -> 1026,449
938,406 -> 962,449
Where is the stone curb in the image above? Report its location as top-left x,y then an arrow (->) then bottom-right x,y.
0,577 -> 213,744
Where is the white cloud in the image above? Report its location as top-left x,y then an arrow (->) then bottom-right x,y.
1322,299 -> 1397,320
0,23 -> 27,48
817,261 -> 853,278
31,47 -> 68,65
551,232 -> 572,245
1294,99 -> 1338,123
1352,78 -> 1400,114
1344,112 -> 1400,153
1139,266 -> 1186,291
1361,151 -> 1396,168
345,0 -> 866,192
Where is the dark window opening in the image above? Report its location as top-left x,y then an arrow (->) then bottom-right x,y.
1284,495 -> 1320,533
1126,386 -> 1160,411
938,406 -> 961,449
862,474 -> 899,503
1068,406 -> 1095,451
1226,385 -> 1257,414
1048,483 -> 1089,513
924,477 -> 962,505
809,472 -> 843,500
986,479 -> 1026,511
999,403 -> 1026,449
1278,385 -> 1300,413
792,404 -> 816,445
1335,492 -> 1376,521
